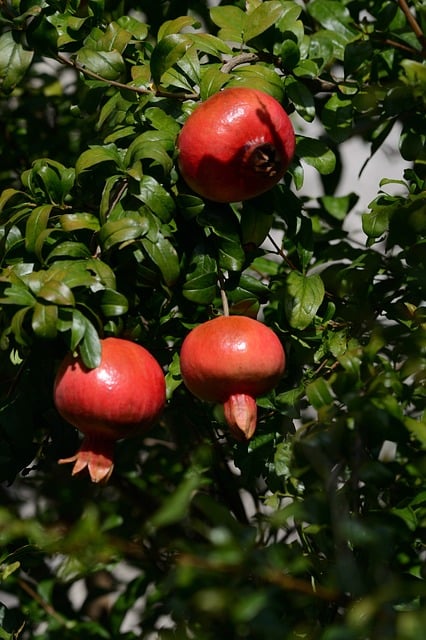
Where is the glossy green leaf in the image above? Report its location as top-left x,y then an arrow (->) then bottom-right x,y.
229,64 -> 284,100
320,193 -> 359,220
0,284 -> 35,307
175,194 -> 205,220
307,0 -> 357,41
37,279 -> 75,306
141,233 -> 180,286
117,15 -> 148,40
78,316 -> 102,369
76,47 -> 125,81
306,378 -> 335,409
183,250 -> 217,303
200,65 -> 229,100
25,205 -> 53,253
297,137 -> 336,175
189,33 -> 232,57
157,17 -> 199,41
46,241 -> 92,262
284,271 -> 325,329
60,213 -> 101,232
150,34 -> 192,86
244,1 -> 284,42
75,144 -> 123,175
0,31 -> 34,94
322,94 -> 354,143
138,175 -> 175,223
210,5 -> 247,43
99,213 -> 149,251
97,289 -> 128,317
285,76 -> 315,121
31,301 -> 58,338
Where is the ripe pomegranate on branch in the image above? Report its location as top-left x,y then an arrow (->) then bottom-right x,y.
54,337 -> 166,483
177,87 -> 295,203
180,315 -> 285,441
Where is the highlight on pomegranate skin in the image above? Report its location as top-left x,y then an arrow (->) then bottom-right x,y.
177,87 -> 296,203
54,337 -> 166,483
179,315 -> 286,440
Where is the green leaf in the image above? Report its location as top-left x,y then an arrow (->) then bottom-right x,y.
322,94 -> 353,143
125,134 -> 173,173
138,175 -> 175,223
145,106 -> 181,137
244,1 -> 284,42
189,33 -> 232,57
307,0 -> 358,41
78,317 -> 102,368
176,194 -> 205,220
60,213 -> 101,232
229,64 -> 284,100
157,17 -> 199,41
240,204 -> 273,248
141,233 -> 180,287
0,283 -> 35,307
37,280 -> 75,306
210,5 -> 247,43
24,205 -> 53,253
76,47 -> 125,81
75,144 -> 123,175
150,34 -> 192,86
117,16 -> 148,41
146,461 -> 207,531
96,289 -> 128,317
296,137 -> 336,175
0,32 -> 34,94
99,213 -> 149,251
200,65 -> 229,100
320,193 -> 359,220
285,76 -> 315,122
183,250 -> 217,304
306,378 -> 334,409
31,302 -> 58,339
284,271 -> 325,329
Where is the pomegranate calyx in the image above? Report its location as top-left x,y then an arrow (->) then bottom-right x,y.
223,393 -> 258,441
58,436 -> 115,483
246,142 -> 282,178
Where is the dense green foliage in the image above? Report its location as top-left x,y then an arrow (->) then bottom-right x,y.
0,0 -> 425,638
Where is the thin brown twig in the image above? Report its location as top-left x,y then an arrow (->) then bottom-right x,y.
267,232 -> 298,271
18,577 -> 69,626
221,52 -> 259,73
56,53 -> 199,100
398,0 -> 426,52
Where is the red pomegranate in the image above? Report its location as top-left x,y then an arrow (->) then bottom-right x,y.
179,315 -> 285,441
54,337 -> 166,483
177,87 -> 295,203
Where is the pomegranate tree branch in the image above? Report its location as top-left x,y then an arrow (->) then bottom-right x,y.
220,52 -> 260,73
18,577 -> 69,626
398,0 -> 426,52
55,53 -> 199,100
267,233 -> 297,271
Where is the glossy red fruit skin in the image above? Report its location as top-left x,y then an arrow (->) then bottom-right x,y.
177,87 -> 295,203
54,337 -> 166,482
180,316 -> 285,440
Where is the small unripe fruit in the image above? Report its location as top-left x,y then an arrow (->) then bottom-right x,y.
54,337 -> 166,483
180,315 -> 285,440
177,87 -> 295,203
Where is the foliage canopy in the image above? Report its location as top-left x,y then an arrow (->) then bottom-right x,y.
0,1 -> 425,638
